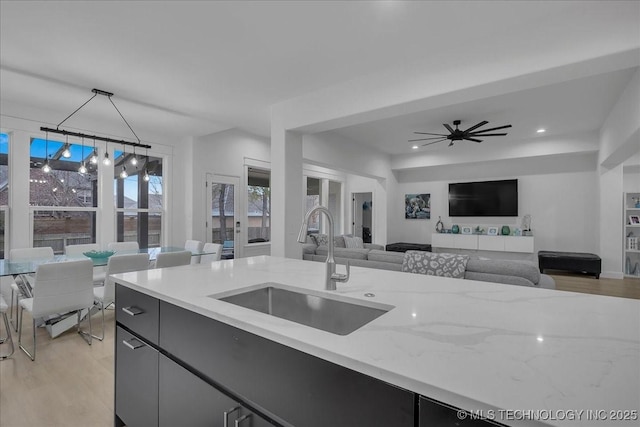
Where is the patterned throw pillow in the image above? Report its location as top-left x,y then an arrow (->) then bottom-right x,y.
311,234 -> 329,246
402,251 -> 469,278
344,236 -> 364,249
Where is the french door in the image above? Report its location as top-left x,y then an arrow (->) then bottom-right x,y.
205,174 -> 241,259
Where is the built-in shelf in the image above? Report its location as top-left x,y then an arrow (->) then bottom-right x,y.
431,233 -> 534,253
624,192 -> 640,276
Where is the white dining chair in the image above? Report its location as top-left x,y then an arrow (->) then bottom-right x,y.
65,243 -> 100,257
18,259 -> 95,361
8,247 -> 55,331
92,253 -> 150,341
107,241 -> 140,252
184,240 -> 204,264
0,294 -> 15,360
200,243 -> 223,264
155,251 -> 192,269
65,243 -> 105,284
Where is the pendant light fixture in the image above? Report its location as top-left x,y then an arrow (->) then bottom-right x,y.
103,142 -> 111,166
90,137 -> 98,164
42,131 -> 51,173
39,88 -> 151,160
119,143 -> 128,178
78,137 -> 88,174
130,146 -> 138,166
143,147 -> 150,182
62,135 -> 72,158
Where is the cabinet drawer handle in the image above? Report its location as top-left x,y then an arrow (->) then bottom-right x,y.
235,414 -> 252,426
122,338 -> 145,350
223,406 -> 240,427
122,306 -> 144,316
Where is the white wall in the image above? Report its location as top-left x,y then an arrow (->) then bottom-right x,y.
389,167 -> 599,257
303,132 -> 390,245
191,128 -> 271,249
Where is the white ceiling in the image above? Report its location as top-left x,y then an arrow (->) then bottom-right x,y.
1,1 -> 639,160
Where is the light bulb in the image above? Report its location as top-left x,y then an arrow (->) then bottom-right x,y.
130,156 -> 138,166
42,161 -> 51,173
103,152 -> 111,166
62,145 -> 71,158
143,169 -> 150,182
90,152 -> 98,164
79,162 -> 87,174
120,166 -> 128,179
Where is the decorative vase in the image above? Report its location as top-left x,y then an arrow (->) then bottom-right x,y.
435,216 -> 444,233
452,224 -> 460,234
501,225 -> 510,236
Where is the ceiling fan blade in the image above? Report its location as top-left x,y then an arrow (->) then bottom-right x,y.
463,121 -> 489,133
465,137 -> 483,143
472,124 -> 512,133
409,137 -> 448,142
466,133 -> 508,137
409,136 -> 447,142
413,132 -> 448,136
421,138 -> 448,146
443,123 -> 455,133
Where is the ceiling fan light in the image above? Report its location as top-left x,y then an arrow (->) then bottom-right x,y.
537,128 -> 546,133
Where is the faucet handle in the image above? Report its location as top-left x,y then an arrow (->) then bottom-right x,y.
331,261 -> 350,283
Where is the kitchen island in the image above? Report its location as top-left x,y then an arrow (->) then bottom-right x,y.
112,256 -> 639,427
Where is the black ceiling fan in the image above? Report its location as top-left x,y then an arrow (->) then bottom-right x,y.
409,119 -> 512,147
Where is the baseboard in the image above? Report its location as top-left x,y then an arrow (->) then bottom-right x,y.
600,271 -> 625,280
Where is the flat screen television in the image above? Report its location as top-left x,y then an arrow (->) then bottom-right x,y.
449,179 -> 518,217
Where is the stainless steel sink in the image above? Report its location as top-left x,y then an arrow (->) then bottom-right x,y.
211,283 -> 393,335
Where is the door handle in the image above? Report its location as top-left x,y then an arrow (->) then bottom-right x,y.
235,414 -> 252,426
122,306 -> 144,316
223,406 -> 240,427
122,338 -> 145,350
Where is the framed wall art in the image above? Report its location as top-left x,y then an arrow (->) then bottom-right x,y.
405,193 -> 430,219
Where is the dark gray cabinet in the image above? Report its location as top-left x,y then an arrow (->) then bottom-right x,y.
159,354 -> 272,427
419,396 -> 506,426
115,326 -> 158,427
159,300 -> 414,427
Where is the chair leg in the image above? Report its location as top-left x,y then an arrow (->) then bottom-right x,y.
77,308 -> 92,346
0,312 -> 15,360
91,301 -> 108,341
18,308 -> 36,361
10,288 -> 18,332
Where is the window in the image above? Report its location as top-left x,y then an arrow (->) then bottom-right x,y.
29,137 -> 98,253
247,167 -> 270,243
305,176 -> 342,235
306,177 -> 321,233
1,132 -> 8,258
114,151 -> 163,248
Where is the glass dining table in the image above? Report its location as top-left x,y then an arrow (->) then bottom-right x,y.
0,246 -> 213,277
0,246 -> 216,339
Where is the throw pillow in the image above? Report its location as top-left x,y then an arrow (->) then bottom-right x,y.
312,234 -> 329,247
402,251 -> 469,278
344,236 -> 364,249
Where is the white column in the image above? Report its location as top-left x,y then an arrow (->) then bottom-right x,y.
270,121 -> 303,258
8,129 -> 31,249
599,163 -> 624,279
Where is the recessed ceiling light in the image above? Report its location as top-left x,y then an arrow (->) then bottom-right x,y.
412,145 -> 419,150
537,128 -> 546,133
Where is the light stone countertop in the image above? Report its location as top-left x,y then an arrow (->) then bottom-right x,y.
112,256 -> 640,427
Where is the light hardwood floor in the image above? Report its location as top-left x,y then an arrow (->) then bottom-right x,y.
1,275 -> 638,426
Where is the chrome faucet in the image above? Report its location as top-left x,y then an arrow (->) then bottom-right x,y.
298,205 -> 350,291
